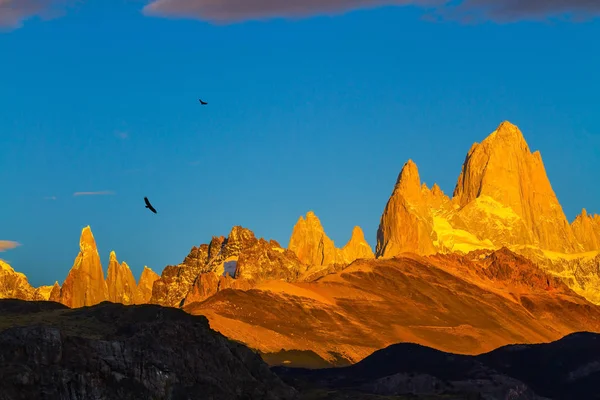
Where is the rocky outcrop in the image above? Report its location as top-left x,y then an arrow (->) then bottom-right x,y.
341,226 -> 375,262
289,211 -> 374,266
0,260 -> 37,300
151,226 -> 307,307
106,251 -> 138,305
59,226 -> 108,308
374,121 -> 600,304
377,121 -> 591,258
48,282 -> 61,302
376,160 -> 443,257
289,211 -> 343,266
453,121 -> 580,253
0,299 -> 297,400
183,272 -> 254,306
33,285 -> 55,301
135,266 -> 159,304
236,238 -> 305,281
571,209 -> 600,252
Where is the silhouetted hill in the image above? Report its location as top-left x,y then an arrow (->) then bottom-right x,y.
0,299 -> 296,400
274,332 -> 600,399
476,331 -> 600,399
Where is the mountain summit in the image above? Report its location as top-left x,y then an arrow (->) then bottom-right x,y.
59,226 -> 109,308
453,120 -> 579,253
376,120 -> 599,303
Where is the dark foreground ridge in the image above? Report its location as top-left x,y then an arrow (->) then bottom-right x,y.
2,299 -> 599,400
0,299 -> 296,400
274,332 -> 600,400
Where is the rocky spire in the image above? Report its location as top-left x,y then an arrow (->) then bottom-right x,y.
288,211 -> 373,266
341,226 -> 374,262
452,121 -> 580,253
288,211 -> 342,266
376,160 -> 437,258
571,208 -> 600,251
106,251 -> 138,305
59,226 -> 108,308
136,266 -> 160,304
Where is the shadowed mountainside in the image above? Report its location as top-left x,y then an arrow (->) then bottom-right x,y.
0,299 -> 297,400
273,332 -> 600,400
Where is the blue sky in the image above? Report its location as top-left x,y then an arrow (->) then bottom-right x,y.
1,1 -> 599,287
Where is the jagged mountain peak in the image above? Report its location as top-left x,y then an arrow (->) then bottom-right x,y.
79,225 -> 98,253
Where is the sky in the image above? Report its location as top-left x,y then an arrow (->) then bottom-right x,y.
1,0 -> 599,287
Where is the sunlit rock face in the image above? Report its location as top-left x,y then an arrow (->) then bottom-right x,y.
0,260 -> 38,300
151,226 -> 307,307
571,209 -> 600,251
136,266 -> 160,304
375,121 -> 600,304
59,226 -> 108,308
453,121 -> 580,253
289,211 -> 374,265
106,251 -> 138,305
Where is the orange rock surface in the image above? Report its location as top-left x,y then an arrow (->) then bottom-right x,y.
571,209 -> 600,251
453,121 -> 579,253
59,226 -> 109,308
186,248 -> 600,364
289,211 -> 374,266
136,266 -> 160,304
106,251 -> 138,305
0,260 -> 38,300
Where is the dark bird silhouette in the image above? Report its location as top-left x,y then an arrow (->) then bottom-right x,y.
199,99 -> 208,105
144,197 -> 157,214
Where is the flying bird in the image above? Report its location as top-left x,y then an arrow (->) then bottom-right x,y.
144,197 -> 157,214
199,99 -> 208,105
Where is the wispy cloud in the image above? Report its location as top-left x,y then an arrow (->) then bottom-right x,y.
0,0 -> 73,30
0,240 -> 21,252
142,0 -> 600,23
43,196 -> 57,200
73,191 -> 116,196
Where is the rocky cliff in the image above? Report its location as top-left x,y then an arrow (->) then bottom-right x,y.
59,226 -> 109,308
376,121 -> 600,304
106,251 -> 138,305
342,226 -> 375,262
0,260 -> 39,300
151,226 -> 307,307
0,299 -> 297,400
571,209 -> 600,251
453,121 -> 580,253
136,266 -> 159,304
289,211 -> 374,266
376,160 -> 451,257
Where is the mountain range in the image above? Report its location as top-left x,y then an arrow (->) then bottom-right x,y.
2,120 -> 600,366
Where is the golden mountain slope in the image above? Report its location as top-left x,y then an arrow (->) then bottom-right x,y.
185,248 -> 600,364
376,121 -> 600,304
